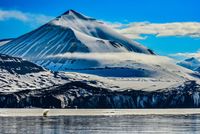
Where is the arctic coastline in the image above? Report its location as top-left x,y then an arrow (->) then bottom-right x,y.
1,109 -> 200,117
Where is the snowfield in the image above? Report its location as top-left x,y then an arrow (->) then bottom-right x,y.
50,51 -> 200,91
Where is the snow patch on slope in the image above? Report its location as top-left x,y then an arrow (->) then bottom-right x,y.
0,39 -> 13,46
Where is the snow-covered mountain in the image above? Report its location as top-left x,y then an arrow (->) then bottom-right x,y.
178,57 -> 200,71
0,10 -> 200,108
0,10 -> 154,71
0,10 -> 197,79
0,54 -> 68,92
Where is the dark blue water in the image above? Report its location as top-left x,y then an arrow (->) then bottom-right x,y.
0,115 -> 200,134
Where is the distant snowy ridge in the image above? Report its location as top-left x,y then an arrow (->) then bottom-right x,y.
178,57 -> 200,71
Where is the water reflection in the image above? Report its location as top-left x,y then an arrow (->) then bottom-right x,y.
0,115 -> 200,134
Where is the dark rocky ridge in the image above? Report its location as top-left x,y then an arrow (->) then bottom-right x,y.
0,54 -> 45,74
0,80 -> 200,108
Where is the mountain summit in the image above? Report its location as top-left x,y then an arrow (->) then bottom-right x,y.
61,9 -> 96,21
63,9 -> 80,15
50,9 -> 154,54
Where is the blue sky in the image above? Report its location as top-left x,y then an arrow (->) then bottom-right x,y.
0,0 -> 200,58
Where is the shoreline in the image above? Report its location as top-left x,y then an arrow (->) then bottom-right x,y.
0,109 -> 200,117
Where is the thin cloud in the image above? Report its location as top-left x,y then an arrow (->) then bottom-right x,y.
0,9 -> 53,25
106,22 -> 200,39
47,52 -> 173,65
1,9 -> 200,40
169,51 -> 200,60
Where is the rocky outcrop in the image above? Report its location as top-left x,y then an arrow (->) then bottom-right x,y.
0,81 -> 200,108
0,54 -> 44,74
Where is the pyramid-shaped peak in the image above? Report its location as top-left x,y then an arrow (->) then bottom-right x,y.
61,9 -> 95,21
62,9 -> 79,15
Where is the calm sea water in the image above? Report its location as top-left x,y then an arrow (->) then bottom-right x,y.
0,114 -> 200,134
